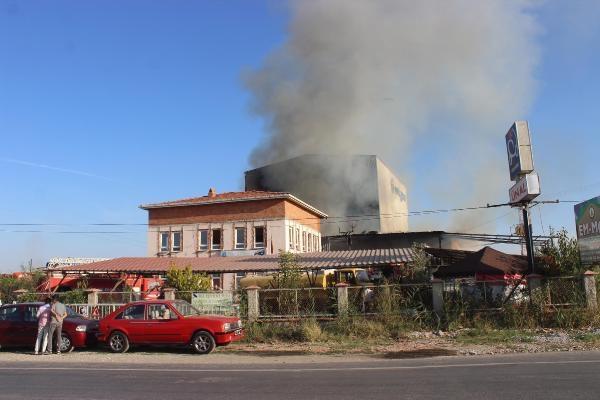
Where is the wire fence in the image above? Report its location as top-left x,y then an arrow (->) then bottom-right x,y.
258,287 -> 337,318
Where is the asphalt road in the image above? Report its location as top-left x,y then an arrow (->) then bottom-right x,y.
1,351 -> 600,399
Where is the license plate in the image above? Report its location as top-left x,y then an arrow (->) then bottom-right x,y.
234,329 -> 242,336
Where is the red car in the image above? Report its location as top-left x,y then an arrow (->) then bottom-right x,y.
0,302 -> 99,352
98,300 -> 243,354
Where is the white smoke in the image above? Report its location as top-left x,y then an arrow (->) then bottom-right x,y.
244,0 -> 540,232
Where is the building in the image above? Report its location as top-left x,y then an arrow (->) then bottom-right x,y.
245,154 -> 408,236
140,189 -> 327,288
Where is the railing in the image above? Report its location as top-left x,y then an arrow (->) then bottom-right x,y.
66,304 -> 123,319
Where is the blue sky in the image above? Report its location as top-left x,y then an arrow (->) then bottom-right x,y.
1,1 -> 599,271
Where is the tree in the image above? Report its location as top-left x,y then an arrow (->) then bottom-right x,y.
537,228 -> 582,276
165,264 -> 211,302
274,251 -> 302,289
402,243 -> 431,283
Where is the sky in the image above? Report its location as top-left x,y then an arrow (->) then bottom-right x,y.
0,1 -> 599,271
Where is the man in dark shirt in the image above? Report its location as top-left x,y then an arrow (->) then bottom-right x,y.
47,295 -> 67,354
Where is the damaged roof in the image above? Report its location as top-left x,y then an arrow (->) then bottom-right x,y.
434,246 -> 529,278
58,248 -> 415,274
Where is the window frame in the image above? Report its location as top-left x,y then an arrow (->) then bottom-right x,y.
254,226 -> 265,249
171,231 -> 182,253
159,232 -> 170,253
211,229 -> 222,250
234,227 -> 246,250
198,229 -> 209,251
116,304 -> 146,320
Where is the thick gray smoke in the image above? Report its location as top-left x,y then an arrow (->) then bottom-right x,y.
244,0 -> 540,233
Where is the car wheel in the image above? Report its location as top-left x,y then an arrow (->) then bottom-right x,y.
60,333 -> 75,353
108,331 -> 130,353
192,331 -> 215,355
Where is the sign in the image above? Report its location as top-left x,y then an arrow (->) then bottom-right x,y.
509,172 -> 540,204
574,196 -> 600,265
192,292 -> 235,315
505,121 -> 534,181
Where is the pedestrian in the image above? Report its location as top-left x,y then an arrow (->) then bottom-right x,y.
47,295 -> 67,354
34,297 -> 52,355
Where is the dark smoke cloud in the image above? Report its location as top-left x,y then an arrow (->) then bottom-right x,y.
244,0 -> 540,232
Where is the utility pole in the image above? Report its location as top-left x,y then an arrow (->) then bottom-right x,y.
521,206 -> 536,273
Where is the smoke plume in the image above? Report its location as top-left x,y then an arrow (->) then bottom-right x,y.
244,0 -> 540,233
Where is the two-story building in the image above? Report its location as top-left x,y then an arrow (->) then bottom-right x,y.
140,189 -> 327,288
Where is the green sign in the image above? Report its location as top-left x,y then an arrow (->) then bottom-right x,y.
192,292 -> 235,315
575,196 -> 600,265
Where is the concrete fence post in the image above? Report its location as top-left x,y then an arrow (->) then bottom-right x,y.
336,283 -> 349,317
431,279 -> 444,316
163,288 -> 177,301
86,288 -> 100,305
527,274 -> 544,307
246,286 -> 260,322
582,271 -> 598,310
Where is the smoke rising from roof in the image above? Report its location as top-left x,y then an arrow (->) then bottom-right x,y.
244,0 -> 540,232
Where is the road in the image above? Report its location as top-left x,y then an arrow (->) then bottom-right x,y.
1,351 -> 599,399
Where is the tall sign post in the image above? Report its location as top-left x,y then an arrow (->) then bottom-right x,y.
574,196 -> 600,265
505,121 -> 540,272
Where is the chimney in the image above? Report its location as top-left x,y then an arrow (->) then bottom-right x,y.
208,188 -> 217,198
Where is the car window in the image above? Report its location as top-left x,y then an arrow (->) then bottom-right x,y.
116,304 -> 145,320
24,306 -> 39,322
147,304 -> 176,320
0,306 -> 21,321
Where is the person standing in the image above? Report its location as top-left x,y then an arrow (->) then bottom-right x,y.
34,297 -> 52,355
47,295 -> 67,354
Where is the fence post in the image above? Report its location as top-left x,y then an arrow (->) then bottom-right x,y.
431,279 -> 444,317
582,271 -> 598,310
246,286 -> 260,322
163,288 -> 176,301
527,274 -> 543,304
336,283 -> 349,317
86,288 -> 100,305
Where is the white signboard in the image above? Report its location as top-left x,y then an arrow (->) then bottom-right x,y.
505,121 -> 534,181
509,172 -> 540,204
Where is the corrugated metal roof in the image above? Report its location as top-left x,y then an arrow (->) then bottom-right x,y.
59,248 -> 414,274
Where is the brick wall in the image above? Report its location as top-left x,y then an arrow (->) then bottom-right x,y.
284,200 -> 321,231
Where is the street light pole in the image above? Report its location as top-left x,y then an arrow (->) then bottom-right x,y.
521,205 -> 536,273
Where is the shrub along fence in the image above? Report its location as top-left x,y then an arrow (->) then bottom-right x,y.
6,271 -> 598,327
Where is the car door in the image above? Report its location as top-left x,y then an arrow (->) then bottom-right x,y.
114,304 -> 147,343
16,305 -> 40,346
145,303 -> 185,343
0,305 -> 23,346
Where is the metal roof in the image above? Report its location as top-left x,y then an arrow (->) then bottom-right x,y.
59,248 -> 414,274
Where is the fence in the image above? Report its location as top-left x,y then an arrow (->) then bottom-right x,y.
6,272 -> 598,324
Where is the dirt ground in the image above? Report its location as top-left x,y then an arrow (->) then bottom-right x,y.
2,328 -> 600,364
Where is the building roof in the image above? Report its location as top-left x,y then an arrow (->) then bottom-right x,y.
140,189 -> 328,218
434,246 -> 529,278
58,248 -> 415,274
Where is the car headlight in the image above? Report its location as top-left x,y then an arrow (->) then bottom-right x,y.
75,325 -> 87,332
223,323 -> 231,332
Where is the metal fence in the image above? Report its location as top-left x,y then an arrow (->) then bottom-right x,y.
66,303 -> 123,319
258,287 -> 336,318
543,276 -> 587,308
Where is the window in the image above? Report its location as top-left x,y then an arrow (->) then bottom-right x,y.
148,304 -> 176,320
171,231 -> 182,252
116,304 -> 145,320
159,232 -> 169,252
235,272 -> 246,289
254,226 -> 265,248
0,306 -> 20,321
302,231 -> 307,252
307,233 -> 312,252
288,226 -> 294,250
211,229 -> 222,250
314,235 -> 319,251
295,228 -> 300,250
24,306 -> 38,322
198,230 -> 208,251
211,273 -> 222,290
235,227 -> 246,250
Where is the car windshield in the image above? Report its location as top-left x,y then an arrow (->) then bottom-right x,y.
171,301 -> 202,317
